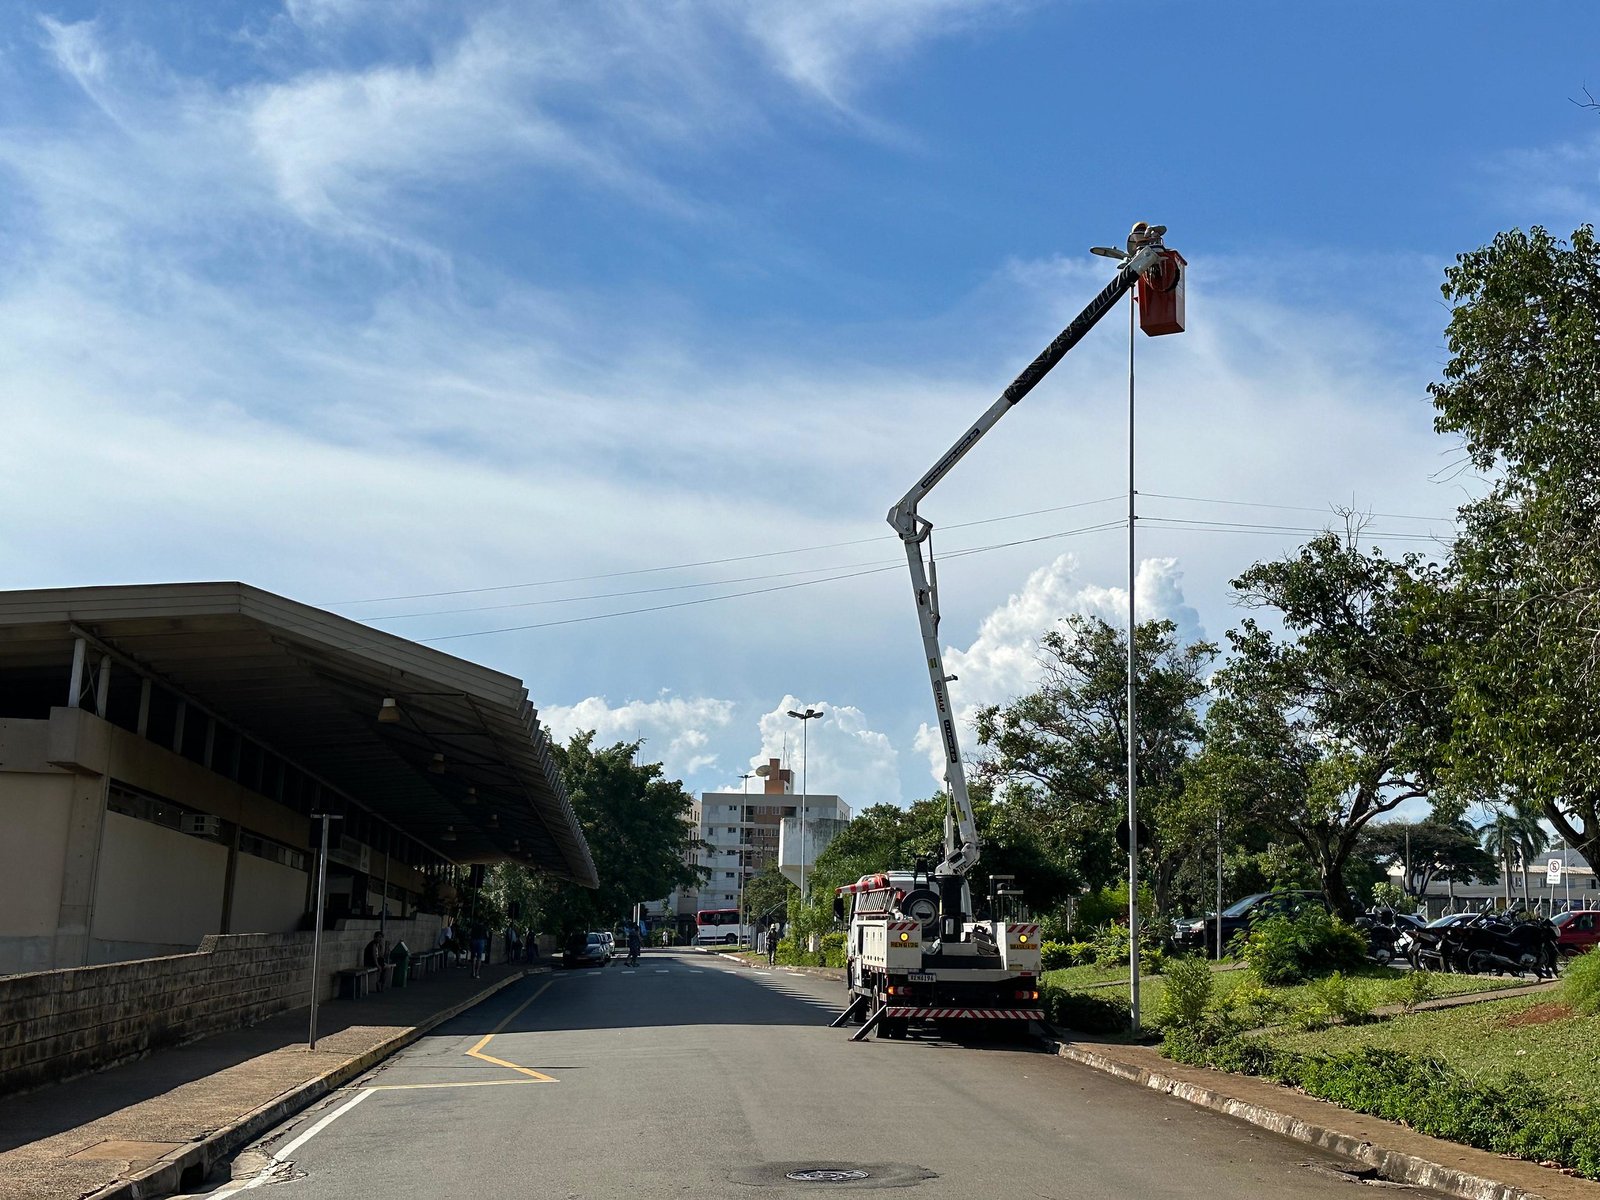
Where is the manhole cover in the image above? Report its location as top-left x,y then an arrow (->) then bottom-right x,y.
787,1169 -> 872,1183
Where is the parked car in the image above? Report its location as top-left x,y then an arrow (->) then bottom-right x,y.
1551,910 -> 1600,956
563,931 -> 612,968
1174,890 -> 1328,952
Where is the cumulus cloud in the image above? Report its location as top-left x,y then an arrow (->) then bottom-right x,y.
752,696 -> 900,811
912,554 -> 1202,787
539,693 -> 737,780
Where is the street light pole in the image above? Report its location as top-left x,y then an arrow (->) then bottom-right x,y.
308,812 -> 343,1051
1124,286 -> 1142,1033
786,708 -> 823,901
739,771 -> 755,944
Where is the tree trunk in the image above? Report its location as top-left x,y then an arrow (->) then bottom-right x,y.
1316,841 -> 1357,919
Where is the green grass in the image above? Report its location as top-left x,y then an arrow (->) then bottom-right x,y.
1043,962 -> 1536,1036
1266,993 -> 1600,1107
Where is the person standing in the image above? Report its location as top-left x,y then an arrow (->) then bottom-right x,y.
766,924 -> 780,966
436,918 -> 456,966
470,921 -> 489,979
364,930 -> 388,992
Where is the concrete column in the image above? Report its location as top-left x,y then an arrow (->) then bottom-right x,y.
52,773 -> 111,968
220,821 -> 241,934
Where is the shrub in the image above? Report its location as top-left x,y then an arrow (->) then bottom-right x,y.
1227,971 -> 1288,1028
819,932 -> 846,968
1041,940 -> 1073,971
1236,907 -> 1366,985
1043,986 -> 1131,1033
1562,946 -> 1600,1016
1089,920 -> 1165,970
1155,955 -> 1215,1031
1386,967 -> 1438,1014
1073,881 -> 1155,933
1291,971 -> 1373,1030
1066,940 -> 1095,966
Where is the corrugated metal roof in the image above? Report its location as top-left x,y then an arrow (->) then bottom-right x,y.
0,582 -> 597,887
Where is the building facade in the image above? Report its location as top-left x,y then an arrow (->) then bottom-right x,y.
669,756 -> 850,922
0,583 -> 595,975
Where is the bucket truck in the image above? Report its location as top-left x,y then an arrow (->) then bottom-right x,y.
836,224 -> 1186,1040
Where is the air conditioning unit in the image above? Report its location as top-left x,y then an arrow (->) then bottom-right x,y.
182,813 -> 222,839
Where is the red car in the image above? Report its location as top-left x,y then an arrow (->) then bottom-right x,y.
1552,910 -> 1600,955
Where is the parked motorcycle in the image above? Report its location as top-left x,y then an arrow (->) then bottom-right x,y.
1412,911 -> 1560,978
1440,912 -> 1559,979
1354,908 -> 1403,965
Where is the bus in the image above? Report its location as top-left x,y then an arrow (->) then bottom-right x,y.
694,908 -> 749,946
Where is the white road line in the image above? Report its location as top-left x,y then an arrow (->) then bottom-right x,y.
205,1089 -> 374,1196
655,969 -> 670,974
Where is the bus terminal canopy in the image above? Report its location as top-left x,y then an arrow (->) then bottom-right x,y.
0,581 -> 597,887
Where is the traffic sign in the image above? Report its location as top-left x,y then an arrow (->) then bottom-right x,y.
1548,858 -> 1563,884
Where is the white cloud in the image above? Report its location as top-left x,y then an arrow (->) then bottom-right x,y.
913,554 -> 1202,788
729,0 -> 1019,108
754,696 -> 900,810
539,693 -> 737,780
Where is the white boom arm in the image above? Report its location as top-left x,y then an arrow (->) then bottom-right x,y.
888,233 -> 1169,881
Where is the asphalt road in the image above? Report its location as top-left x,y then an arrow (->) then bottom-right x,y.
198,950 -> 1424,1199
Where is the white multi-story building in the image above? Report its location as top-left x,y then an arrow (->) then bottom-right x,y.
671,757 -> 850,924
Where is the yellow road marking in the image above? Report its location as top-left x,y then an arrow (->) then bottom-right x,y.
465,980 -> 558,1081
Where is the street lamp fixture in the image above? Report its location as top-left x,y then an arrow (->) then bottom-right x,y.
786,707 -> 823,900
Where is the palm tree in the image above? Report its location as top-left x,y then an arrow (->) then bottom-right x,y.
1477,806 -> 1549,909
1478,811 -> 1518,908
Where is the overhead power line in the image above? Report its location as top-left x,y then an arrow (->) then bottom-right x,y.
332,489 -> 1455,610
419,519 -> 1127,642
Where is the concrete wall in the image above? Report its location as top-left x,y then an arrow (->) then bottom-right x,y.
92,812 -> 230,951
0,914 -> 446,1097
1,709 -> 432,974
0,774 -> 73,943
232,854 -> 309,935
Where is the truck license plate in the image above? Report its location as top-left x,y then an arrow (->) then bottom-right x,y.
908,972 -> 936,983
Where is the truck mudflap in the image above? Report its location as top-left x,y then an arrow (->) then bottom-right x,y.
883,1007 -> 1043,1020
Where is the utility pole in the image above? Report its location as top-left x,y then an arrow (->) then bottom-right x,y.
1215,808 -> 1223,962
307,812 -> 343,1051
1125,287 -> 1141,1033
739,771 -> 755,944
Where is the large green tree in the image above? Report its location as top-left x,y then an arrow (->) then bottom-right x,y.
794,790 -> 1078,936
494,733 -> 705,937
1358,818 -> 1498,898
1189,534 -> 1454,917
1429,225 -> 1600,880
973,616 -> 1216,916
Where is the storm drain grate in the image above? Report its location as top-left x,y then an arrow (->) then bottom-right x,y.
787,1169 -> 873,1183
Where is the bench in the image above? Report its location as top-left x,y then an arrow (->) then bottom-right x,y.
338,963 -> 394,999
411,949 -> 443,979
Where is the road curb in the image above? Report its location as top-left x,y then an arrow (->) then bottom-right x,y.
87,968 -> 543,1200
696,948 -> 844,980
1043,1038 -> 1551,1200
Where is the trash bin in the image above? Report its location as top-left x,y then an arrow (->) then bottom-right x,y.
389,940 -> 411,988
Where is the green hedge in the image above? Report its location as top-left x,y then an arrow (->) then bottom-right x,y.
772,932 -> 846,968
1163,1035 -> 1600,1179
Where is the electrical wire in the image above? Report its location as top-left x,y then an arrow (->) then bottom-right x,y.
327,494 -> 1125,606
418,519 -> 1128,642
331,489 -> 1453,609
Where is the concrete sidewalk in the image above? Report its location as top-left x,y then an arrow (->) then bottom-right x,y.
0,959 -> 546,1200
1046,1033 -> 1600,1200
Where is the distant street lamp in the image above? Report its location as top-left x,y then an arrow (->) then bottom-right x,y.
787,707 -> 824,899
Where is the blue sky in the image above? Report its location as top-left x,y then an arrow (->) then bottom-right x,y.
2,1 -> 1597,810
